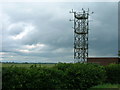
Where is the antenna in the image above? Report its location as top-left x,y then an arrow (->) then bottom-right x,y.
70,8 -> 93,63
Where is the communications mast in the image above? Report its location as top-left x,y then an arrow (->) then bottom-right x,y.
70,8 -> 90,63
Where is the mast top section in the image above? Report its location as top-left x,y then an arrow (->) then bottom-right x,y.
69,8 -> 93,20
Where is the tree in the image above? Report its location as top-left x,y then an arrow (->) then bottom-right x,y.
118,50 -> 120,57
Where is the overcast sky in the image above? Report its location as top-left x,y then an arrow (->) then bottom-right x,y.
0,2 -> 118,63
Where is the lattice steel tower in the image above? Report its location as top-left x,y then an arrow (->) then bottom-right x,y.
70,9 -> 90,62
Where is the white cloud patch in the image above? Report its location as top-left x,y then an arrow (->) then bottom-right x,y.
11,23 -> 34,40
25,43 -> 45,50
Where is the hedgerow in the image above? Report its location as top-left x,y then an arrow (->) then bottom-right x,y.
3,63 -> 119,89
105,64 -> 120,84
53,63 -> 106,89
2,65 -> 64,89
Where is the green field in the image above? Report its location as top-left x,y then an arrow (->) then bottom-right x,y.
1,63 -> 55,68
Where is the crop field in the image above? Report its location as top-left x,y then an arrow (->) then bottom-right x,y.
1,63 -> 55,68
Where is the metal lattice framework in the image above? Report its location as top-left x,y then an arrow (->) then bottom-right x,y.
70,9 -> 89,63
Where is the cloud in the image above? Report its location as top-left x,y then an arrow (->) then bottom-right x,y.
1,2 -> 118,62
1,0 -> 119,3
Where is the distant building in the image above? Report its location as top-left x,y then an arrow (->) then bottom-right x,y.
87,57 -> 120,65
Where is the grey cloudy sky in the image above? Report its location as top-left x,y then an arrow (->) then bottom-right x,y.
0,2 -> 118,63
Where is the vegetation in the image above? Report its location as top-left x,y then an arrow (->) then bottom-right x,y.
2,65 -> 62,89
2,63 -> 106,89
105,64 -> 120,84
118,50 -> 120,56
89,83 -> 120,88
2,63 -> 120,89
53,63 -> 106,89
2,63 -> 55,68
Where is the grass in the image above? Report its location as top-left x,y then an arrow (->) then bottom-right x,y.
89,84 -> 120,89
1,63 -> 55,68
